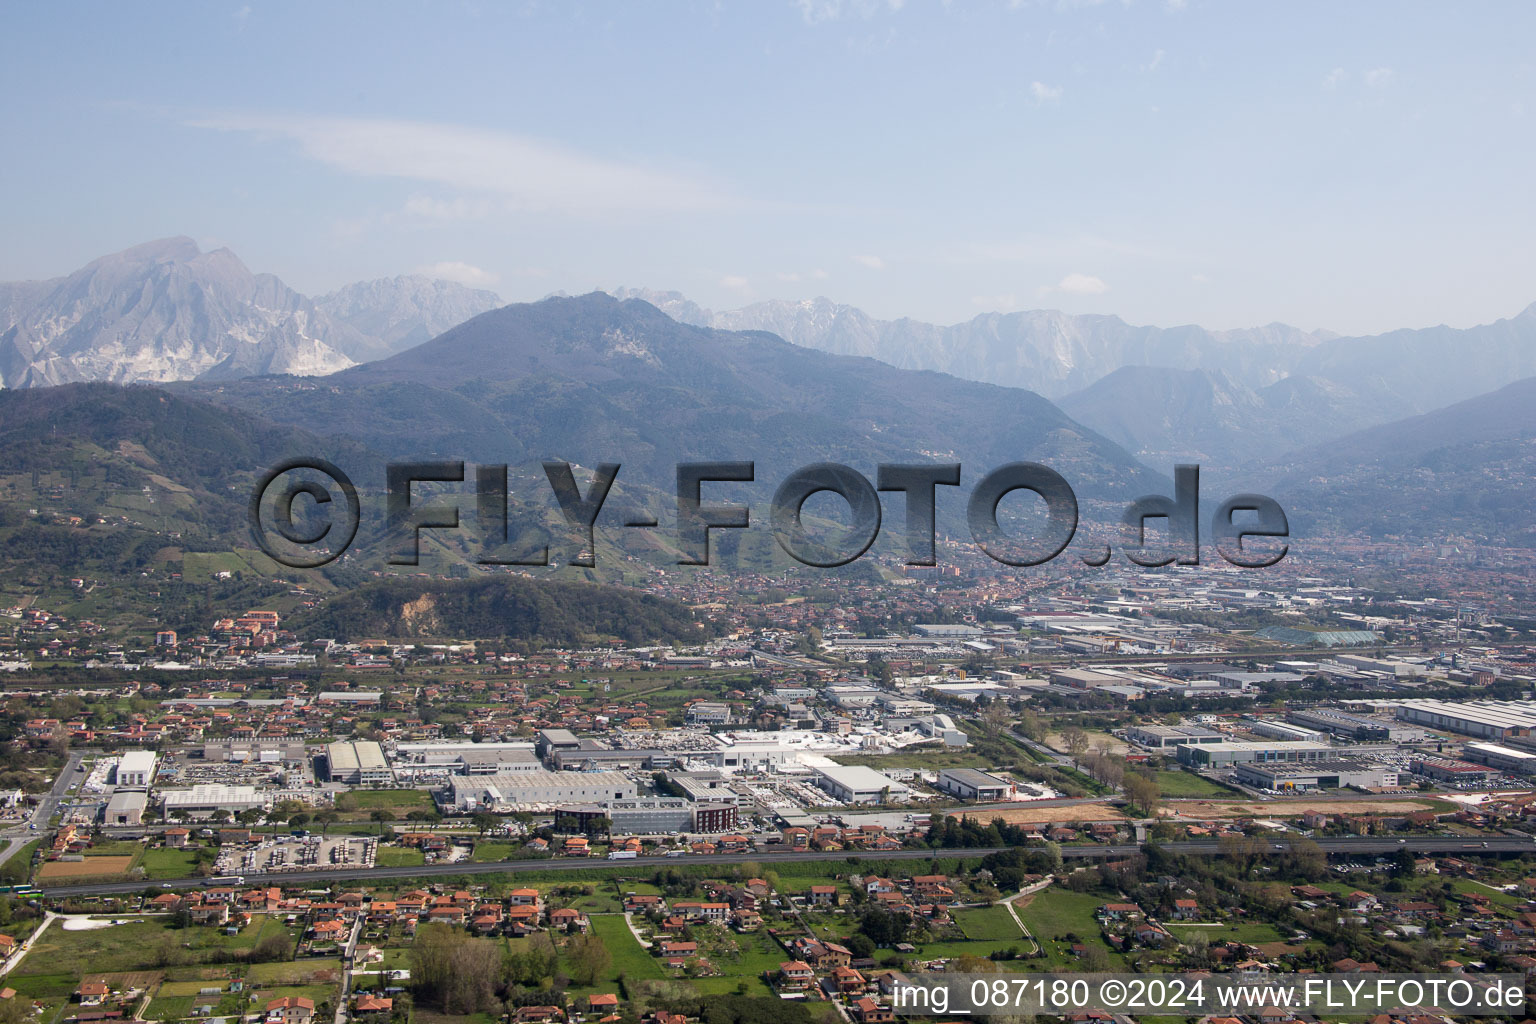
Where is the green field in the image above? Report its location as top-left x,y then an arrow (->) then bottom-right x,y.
13,916 -> 288,977
584,913 -> 664,988
1016,888 -> 1119,969
1151,769 -> 1239,798
375,847 -> 426,867
140,847 -> 199,878
469,842 -> 517,863
954,904 -> 1027,942
344,789 -> 432,809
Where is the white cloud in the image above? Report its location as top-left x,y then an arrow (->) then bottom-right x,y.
1030,80 -> 1064,103
416,261 -> 499,287
1322,67 -> 1347,90
1191,272 -> 1210,285
1142,48 -> 1166,73
189,113 -> 738,216
854,254 -> 886,270
719,274 -> 750,291
1056,272 -> 1108,295
1363,66 -> 1394,88
1164,0 -> 1186,11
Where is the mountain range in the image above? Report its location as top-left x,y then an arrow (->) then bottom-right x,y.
0,238 -> 502,388
614,287 -> 1536,471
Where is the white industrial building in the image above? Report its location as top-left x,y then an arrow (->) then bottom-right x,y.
441,770 -> 637,812
1393,699 -> 1536,742
1176,739 -> 1335,768
812,764 -> 911,804
936,768 -> 1013,801
104,790 -> 147,825
1234,759 -> 1398,792
116,751 -> 158,788
326,740 -> 393,785
1125,724 -> 1225,750
160,784 -> 268,817
1463,741 -> 1536,775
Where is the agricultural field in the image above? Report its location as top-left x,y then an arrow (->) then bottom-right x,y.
953,801 -> 1127,825
1015,888 -> 1123,970
1149,769 -> 1239,798
38,855 -> 136,880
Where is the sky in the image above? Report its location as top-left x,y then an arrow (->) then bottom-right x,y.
1,1 -> 1533,336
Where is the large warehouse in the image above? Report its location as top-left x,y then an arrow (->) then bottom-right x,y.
935,768 -> 1013,801
812,764 -> 911,804
1125,724 -> 1225,750
1234,759 -> 1398,792
325,740 -> 393,785
1462,742 -> 1536,775
1175,739 -> 1335,768
1393,700 -> 1536,742
160,784 -> 268,817
116,751 -> 158,788
441,770 -> 637,812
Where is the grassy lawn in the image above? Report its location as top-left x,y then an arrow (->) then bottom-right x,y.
341,789 -> 432,810
375,847 -> 426,868
1016,888 -> 1117,969
1151,769 -> 1240,798
1166,920 -> 1285,944
469,842 -> 517,863
141,847 -> 200,879
584,913 -> 664,987
954,904 -> 1026,942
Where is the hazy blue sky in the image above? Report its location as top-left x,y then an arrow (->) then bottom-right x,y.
2,1 -> 1532,334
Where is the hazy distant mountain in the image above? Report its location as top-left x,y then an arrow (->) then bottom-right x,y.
316,275 -> 503,355
614,288 -> 1328,398
0,237 -> 363,387
1059,366 -> 1413,468
1293,302 -> 1536,413
1266,375 -> 1536,545
187,292 -> 1162,505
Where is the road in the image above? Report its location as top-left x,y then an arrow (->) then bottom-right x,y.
0,750 -> 86,867
34,836 -> 1536,898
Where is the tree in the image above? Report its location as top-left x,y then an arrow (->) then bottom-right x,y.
288,812 -> 310,830
1059,726 -> 1090,763
1122,772 -> 1160,817
568,932 -> 612,986
471,811 -> 498,836
371,809 -> 392,834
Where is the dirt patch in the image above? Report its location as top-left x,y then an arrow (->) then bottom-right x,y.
1163,798 -> 1442,819
85,971 -> 163,991
951,801 -> 1127,824
1044,731 -> 1130,756
39,855 -> 135,879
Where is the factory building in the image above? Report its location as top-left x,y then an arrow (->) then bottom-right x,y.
555,798 -> 740,834
535,728 -> 583,762
1175,740 -> 1335,768
1248,720 -> 1326,742
441,770 -> 637,812
160,784 -> 268,817
104,790 -> 147,825
1286,708 -> 1401,741
1125,724 -> 1225,750
325,741 -> 393,785
116,751 -> 158,788
935,768 -> 1013,801
392,741 -> 541,775
1411,757 -> 1493,784
1234,759 -> 1398,792
200,739 -> 310,765
1462,742 -> 1536,775
1393,700 -> 1536,742
812,764 -> 911,804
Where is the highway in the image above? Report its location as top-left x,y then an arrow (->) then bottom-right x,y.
36,835 -> 1536,898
